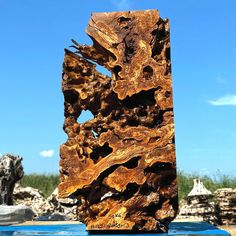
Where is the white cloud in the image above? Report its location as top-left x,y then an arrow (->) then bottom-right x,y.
111,0 -> 130,10
39,149 -> 54,158
208,94 -> 236,106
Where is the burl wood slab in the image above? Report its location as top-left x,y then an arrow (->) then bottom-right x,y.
59,10 -> 178,233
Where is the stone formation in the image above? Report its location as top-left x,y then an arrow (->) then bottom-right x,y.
178,179 -> 217,224
0,154 -> 24,205
0,154 -> 35,225
59,10 -> 178,232
215,188 -> 236,225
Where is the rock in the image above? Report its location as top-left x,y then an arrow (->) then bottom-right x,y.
13,185 -> 79,220
0,205 -> 34,225
59,9 -> 177,232
188,179 -> 212,197
13,184 -> 53,217
215,188 -> 236,225
0,154 -> 24,205
14,183 -> 44,200
47,188 -> 79,220
36,212 -> 68,221
48,188 -> 79,206
177,179 -> 217,225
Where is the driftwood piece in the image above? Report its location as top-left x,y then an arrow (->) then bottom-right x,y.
59,10 -> 178,232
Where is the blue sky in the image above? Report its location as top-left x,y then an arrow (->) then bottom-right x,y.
0,0 -> 235,176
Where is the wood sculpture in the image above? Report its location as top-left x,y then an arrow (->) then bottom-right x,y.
59,9 -> 178,232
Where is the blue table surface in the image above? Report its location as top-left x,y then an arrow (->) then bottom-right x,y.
0,222 -> 230,236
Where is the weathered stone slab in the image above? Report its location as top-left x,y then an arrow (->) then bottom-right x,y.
59,9 -> 177,232
0,205 -> 34,225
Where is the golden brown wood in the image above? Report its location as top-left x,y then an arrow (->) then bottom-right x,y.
59,9 -> 178,232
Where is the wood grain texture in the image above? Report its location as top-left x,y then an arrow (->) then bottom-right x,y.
59,10 -> 178,232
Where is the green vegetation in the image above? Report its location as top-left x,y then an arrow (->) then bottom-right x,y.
19,171 -> 236,199
19,174 -> 59,197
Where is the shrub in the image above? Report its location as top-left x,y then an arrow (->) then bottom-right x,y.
19,174 -> 59,197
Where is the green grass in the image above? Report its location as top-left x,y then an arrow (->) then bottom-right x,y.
19,171 -> 236,199
19,174 -> 59,198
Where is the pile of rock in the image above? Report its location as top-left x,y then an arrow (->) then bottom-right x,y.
178,179 -> 218,224
0,154 -> 79,224
13,184 -> 53,217
215,188 -> 236,225
47,187 -> 79,221
13,184 -> 79,221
